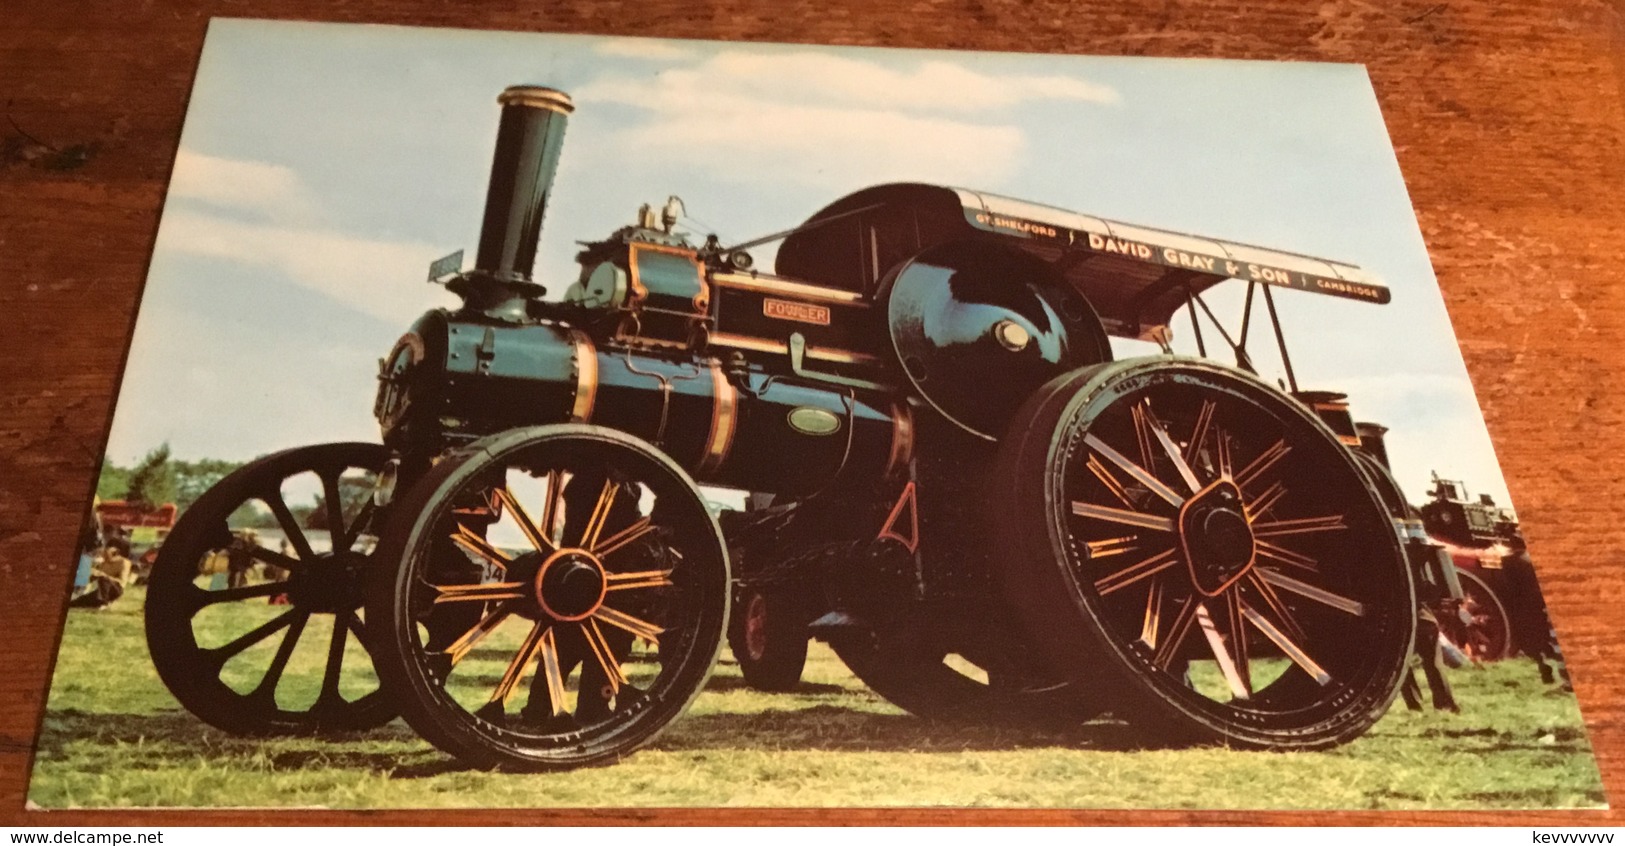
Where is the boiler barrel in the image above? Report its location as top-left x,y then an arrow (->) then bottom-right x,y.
423,320 -> 908,496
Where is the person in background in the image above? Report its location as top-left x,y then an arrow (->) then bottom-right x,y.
70,505 -> 103,600
70,544 -> 134,610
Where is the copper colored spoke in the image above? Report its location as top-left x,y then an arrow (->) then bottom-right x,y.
1153,596 -> 1200,669
1140,576 -> 1166,648
1252,515 -> 1347,538
1086,455 -> 1135,508
1225,589 -> 1250,696
594,604 -> 665,644
539,471 -> 563,547
432,581 -> 528,605
1245,571 -> 1307,643
1257,568 -> 1365,617
1235,439 -> 1290,489
493,486 -> 555,554
1144,408 -> 1203,493
1084,536 -> 1139,560
443,605 -> 512,666
1241,600 -> 1331,685
1085,434 -> 1184,507
536,628 -> 567,717
1215,427 -> 1234,479
489,621 -> 548,707
581,619 -> 627,693
1095,548 -> 1179,596
1196,603 -> 1250,699
604,569 -> 674,592
1072,502 -> 1175,532
450,524 -> 512,572
594,516 -> 655,559
1184,400 -> 1216,466
1246,481 -> 1287,521
1256,539 -> 1319,572
579,480 -> 619,550
1132,403 -> 1158,475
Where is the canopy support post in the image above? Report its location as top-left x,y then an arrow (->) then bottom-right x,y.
1262,284 -> 1299,394
1186,284 -> 1207,357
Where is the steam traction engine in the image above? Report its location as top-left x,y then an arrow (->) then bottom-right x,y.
146,85 -> 1421,769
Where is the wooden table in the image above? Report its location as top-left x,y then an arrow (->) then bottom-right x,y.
3,0 -> 1623,825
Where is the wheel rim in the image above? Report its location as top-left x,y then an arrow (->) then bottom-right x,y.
377,427 -> 727,768
1037,361 -> 1412,742
742,593 -> 770,662
1440,569 -> 1511,662
144,443 -> 393,734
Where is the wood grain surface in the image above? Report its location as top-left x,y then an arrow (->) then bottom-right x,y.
3,0 -> 1624,826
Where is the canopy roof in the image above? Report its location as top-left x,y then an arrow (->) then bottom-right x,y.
775,183 -> 1389,340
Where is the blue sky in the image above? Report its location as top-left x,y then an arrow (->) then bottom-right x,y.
109,18 -> 1513,507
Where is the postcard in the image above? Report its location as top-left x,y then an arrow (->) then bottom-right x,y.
28,17 -> 1603,809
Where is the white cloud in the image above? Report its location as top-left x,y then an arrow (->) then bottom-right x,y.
568,50 -> 1118,189
610,100 -> 1025,188
574,49 -> 1114,189
593,37 -> 697,61
580,50 -> 1118,115
168,149 -> 315,222
156,208 -> 453,326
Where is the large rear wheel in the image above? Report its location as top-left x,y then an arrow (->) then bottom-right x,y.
994,357 -> 1415,750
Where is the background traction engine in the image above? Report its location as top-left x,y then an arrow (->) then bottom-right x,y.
147,84 -> 1419,769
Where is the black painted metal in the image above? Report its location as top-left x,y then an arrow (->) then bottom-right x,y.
474,86 -> 574,282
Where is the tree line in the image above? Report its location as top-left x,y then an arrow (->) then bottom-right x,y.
97,444 -> 371,531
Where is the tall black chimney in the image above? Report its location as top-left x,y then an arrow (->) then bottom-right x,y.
473,85 -> 574,283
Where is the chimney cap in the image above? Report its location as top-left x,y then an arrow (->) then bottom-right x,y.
498,85 -> 575,114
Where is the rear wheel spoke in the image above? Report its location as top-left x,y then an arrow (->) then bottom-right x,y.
1072,502 -> 1174,532
1241,600 -> 1331,685
1094,548 -> 1179,596
1143,402 -> 1203,493
1152,596 -> 1200,670
1086,433 -> 1184,508
1196,603 -> 1249,699
1257,568 -> 1365,617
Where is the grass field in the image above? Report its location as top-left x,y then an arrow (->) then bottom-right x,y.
28,585 -> 1606,810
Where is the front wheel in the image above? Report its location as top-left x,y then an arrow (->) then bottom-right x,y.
367,425 -> 729,770
993,358 -> 1415,750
